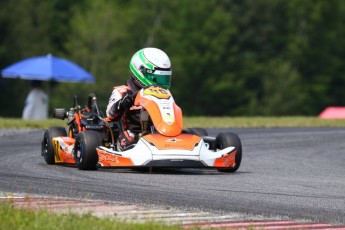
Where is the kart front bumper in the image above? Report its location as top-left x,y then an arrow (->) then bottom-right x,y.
96,134 -> 237,169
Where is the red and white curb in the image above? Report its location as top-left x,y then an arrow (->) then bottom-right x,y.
1,195 -> 345,229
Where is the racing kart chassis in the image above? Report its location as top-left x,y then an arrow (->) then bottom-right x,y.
42,87 -> 242,172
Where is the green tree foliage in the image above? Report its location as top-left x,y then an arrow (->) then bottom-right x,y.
0,0 -> 84,116
1,0 -> 345,117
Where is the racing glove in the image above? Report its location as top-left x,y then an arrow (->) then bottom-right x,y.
118,91 -> 134,110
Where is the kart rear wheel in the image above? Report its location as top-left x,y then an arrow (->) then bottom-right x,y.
215,132 -> 242,173
185,128 -> 208,136
74,131 -> 101,170
41,127 -> 67,165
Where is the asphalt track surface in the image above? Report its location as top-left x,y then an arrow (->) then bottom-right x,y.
0,127 -> 344,225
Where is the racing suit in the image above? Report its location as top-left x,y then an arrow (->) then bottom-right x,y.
106,79 -> 141,150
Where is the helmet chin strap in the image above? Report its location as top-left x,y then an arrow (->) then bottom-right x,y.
127,78 -> 141,93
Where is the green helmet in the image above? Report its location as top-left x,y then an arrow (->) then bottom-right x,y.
129,48 -> 172,89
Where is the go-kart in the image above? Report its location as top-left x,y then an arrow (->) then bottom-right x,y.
41,86 -> 242,172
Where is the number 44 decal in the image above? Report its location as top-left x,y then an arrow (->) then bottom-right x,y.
143,86 -> 171,99
53,139 -> 63,163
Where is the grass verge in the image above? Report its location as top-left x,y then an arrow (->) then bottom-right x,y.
1,116 -> 345,129
0,201 -> 188,230
0,117 -> 66,129
184,116 -> 345,128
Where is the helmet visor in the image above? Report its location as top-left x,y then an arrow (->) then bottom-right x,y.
142,68 -> 172,88
145,74 -> 171,88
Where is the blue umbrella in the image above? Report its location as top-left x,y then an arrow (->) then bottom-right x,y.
1,54 -> 95,83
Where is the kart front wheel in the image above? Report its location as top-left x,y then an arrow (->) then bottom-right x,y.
185,127 -> 208,136
74,131 -> 101,170
41,127 -> 67,165
215,132 -> 242,173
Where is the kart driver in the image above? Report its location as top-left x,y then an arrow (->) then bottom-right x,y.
106,47 -> 172,151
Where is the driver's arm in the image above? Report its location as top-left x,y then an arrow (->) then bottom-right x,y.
106,85 -> 131,120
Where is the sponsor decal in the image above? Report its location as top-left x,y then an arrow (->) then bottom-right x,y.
163,114 -> 174,124
98,153 -> 120,164
166,138 -> 182,143
222,152 -> 236,167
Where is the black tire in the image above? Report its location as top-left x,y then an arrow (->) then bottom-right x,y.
74,131 -> 101,170
185,127 -> 208,136
215,132 -> 242,173
41,127 -> 67,165
185,127 -> 215,149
